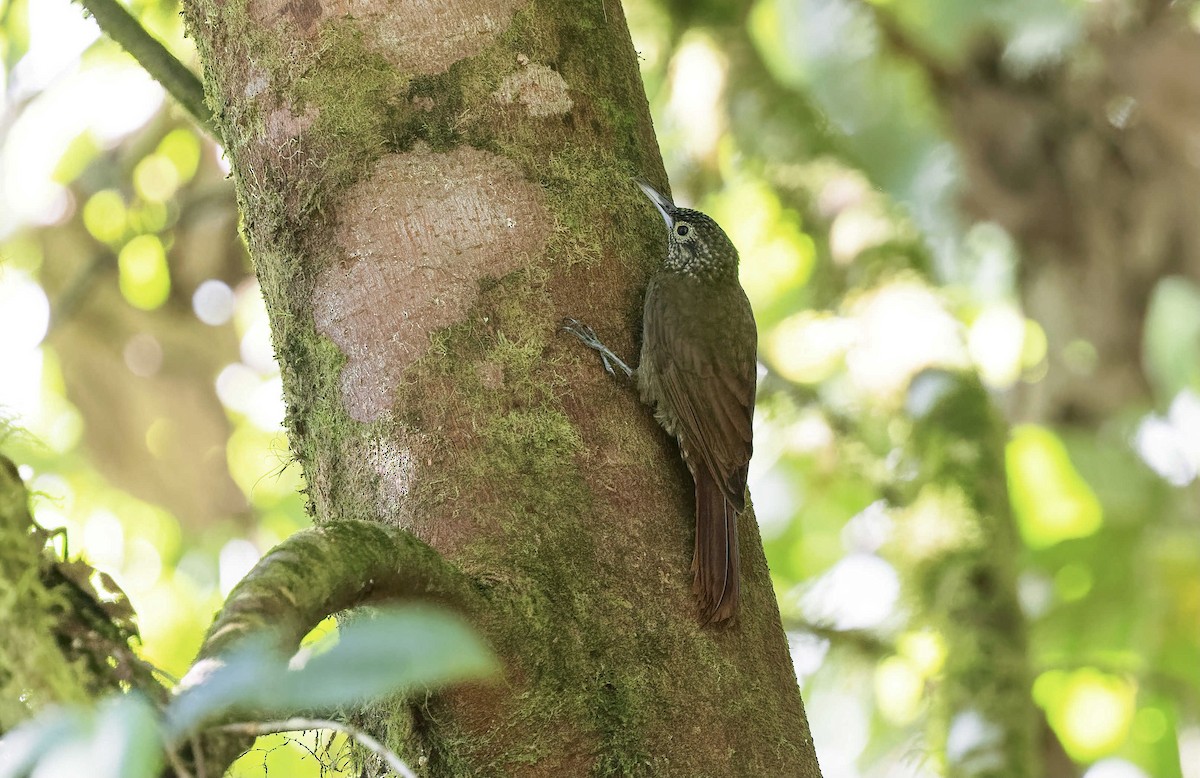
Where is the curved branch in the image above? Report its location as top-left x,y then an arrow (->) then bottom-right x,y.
73,0 -> 217,137
194,520 -> 480,660
176,520 -> 479,774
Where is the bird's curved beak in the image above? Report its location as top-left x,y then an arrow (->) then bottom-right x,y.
635,179 -> 674,230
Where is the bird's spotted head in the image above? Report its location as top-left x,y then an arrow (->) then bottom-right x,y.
636,180 -> 739,280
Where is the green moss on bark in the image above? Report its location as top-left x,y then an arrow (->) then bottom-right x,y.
0,457 -> 93,727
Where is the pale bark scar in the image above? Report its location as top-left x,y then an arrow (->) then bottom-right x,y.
312,145 -> 551,422
493,64 -> 573,117
249,0 -> 524,74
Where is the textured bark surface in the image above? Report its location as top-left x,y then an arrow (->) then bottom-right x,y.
180,0 -> 818,774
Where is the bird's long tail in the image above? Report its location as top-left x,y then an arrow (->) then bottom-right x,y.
692,472 -> 740,624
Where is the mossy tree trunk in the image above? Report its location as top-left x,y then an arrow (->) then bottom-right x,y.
179,0 -> 817,774
921,4 -> 1200,423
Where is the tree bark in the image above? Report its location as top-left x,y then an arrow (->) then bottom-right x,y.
179,0 -> 818,774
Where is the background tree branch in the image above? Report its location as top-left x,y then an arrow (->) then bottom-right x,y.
73,0 -> 215,136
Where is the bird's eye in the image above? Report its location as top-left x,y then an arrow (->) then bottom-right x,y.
675,224 -> 690,237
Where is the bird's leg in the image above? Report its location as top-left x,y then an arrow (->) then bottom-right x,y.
559,318 -> 634,379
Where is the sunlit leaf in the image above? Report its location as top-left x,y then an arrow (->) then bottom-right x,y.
227,730 -> 354,778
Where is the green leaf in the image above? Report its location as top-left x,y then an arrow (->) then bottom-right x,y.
0,707 -> 85,778
0,694 -> 162,778
287,606 -> 496,703
1143,276 -> 1200,404
166,605 -> 496,737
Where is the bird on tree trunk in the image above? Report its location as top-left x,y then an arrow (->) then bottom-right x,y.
562,179 -> 758,624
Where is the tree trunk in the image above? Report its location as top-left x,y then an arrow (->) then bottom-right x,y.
942,6 -> 1200,423
179,0 -> 818,774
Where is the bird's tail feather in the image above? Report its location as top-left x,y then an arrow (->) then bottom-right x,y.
692,473 -> 740,624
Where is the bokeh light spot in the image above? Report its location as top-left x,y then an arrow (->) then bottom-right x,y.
133,154 -> 180,202
968,304 -> 1026,388
82,189 -> 127,244
847,282 -> 967,398
219,538 -> 261,597
1037,668 -> 1136,761
118,234 -> 170,310
240,319 -> 278,374
898,629 -> 946,676
216,362 -> 259,414
1007,425 -> 1103,548
82,509 -> 125,571
123,333 -> 163,377
1083,759 -> 1149,778
801,552 -> 899,630
1133,707 -> 1168,743
769,311 -> 853,384
0,270 -> 50,354
128,200 -> 170,234
158,128 -> 202,183
123,538 -> 163,593
145,417 -> 175,458
1054,562 -> 1093,602
1022,318 -> 1048,370
668,36 -> 725,158
875,655 -> 924,724
192,279 -> 235,326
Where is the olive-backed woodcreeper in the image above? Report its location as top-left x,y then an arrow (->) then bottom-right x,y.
563,180 -> 757,624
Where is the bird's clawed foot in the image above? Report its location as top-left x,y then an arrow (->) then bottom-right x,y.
559,318 -> 634,378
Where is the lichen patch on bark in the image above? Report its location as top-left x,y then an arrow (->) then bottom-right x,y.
312,144 -> 552,422
493,63 -> 573,117
249,0 -> 523,73
244,65 -> 270,98
361,433 -> 416,521
264,104 -> 319,149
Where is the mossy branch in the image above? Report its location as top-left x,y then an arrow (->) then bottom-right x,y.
73,0 -> 217,138
177,520 -> 480,773
193,520 -> 479,660
783,618 -> 894,659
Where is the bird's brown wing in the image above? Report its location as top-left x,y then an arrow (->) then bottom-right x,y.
644,305 -> 756,507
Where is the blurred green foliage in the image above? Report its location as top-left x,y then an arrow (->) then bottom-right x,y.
0,0 -> 1198,776
2,607 -> 496,777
